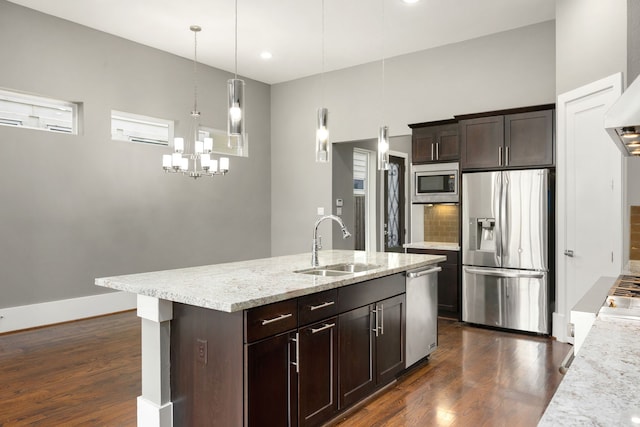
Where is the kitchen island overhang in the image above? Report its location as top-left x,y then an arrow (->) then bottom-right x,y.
96,250 -> 445,427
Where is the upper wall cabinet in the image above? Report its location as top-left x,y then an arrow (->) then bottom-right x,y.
458,105 -> 555,171
409,119 -> 459,164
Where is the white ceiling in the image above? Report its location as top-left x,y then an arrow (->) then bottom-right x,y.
8,0 -> 555,85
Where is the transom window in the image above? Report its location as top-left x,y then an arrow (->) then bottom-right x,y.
0,88 -> 78,134
111,110 -> 174,146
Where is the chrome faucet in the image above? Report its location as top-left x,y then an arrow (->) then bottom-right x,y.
311,215 -> 352,267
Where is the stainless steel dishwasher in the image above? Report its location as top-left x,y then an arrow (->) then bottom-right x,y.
405,265 -> 441,368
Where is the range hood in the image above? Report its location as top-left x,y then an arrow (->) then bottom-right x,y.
604,75 -> 640,156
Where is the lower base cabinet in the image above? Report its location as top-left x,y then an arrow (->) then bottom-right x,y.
170,273 -> 407,426
299,318 -> 338,427
246,331 -> 298,426
339,294 -> 406,409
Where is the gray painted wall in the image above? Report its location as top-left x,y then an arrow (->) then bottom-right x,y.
556,0 -> 627,94
630,0 -> 640,82
272,21 -> 556,256
0,1 -> 271,308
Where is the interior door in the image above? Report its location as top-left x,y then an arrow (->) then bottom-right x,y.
555,73 -> 623,342
384,155 -> 406,252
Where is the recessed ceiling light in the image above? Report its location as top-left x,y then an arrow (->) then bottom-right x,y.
403,0 -> 420,4
260,51 -> 273,60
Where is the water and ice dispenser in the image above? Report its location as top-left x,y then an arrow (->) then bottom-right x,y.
468,217 -> 496,252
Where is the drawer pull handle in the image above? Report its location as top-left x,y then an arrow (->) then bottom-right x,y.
311,323 -> 336,334
261,313 -> 293,326
309,301 -> 335,311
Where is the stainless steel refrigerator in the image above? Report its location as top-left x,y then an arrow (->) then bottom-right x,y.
462,169 -> 552,334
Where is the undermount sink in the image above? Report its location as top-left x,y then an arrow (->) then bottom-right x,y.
295,263 -> 381,276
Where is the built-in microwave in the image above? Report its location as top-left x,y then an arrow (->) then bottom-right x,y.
411,162 -> 459,203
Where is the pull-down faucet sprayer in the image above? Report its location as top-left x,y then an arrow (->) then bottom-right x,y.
311,215 -> 352,266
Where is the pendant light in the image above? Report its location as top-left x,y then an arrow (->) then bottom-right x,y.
315,0 -> 330,163
228,0 -> 246,152
163,25 -> 230,178
377,0 -> 390,171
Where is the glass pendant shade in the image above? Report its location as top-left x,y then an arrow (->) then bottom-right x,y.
315,107 -> 330,162
378,125 -> 390,171
228,78 -> 245,135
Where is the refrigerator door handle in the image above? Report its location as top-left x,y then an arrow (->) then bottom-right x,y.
501,173 -> 510,261
493,173 -> 502,261
464,266 -> 545,279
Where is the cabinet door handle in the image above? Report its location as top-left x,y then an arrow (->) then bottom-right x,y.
309,301 -> 335,311
311,323 -> 336,334
261,313 -> 293,326
379,304 -> 384,336
498,146 -> 503,166
431,143 -> 435,160
291,332 -> 299,373
436,142 -> 440,160
371,306 -> 379,337
505,146 -> 510,166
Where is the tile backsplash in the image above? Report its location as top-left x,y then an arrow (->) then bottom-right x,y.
631,206 -> 640,260
423,204 -> 459,243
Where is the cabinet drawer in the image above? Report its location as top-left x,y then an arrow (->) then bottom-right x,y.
338,273 -> 405,313
298,289 -> 338,326
245,299 -> 298,343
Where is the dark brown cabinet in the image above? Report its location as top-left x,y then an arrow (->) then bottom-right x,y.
459,106 -> 554,171
246,331 -> 298,427
406,249 -> 459,319
338,293 -> 405,409
459,116 -> 504,170
504,109 -> 554,168
410,120 -> 459,163
298,317 -> 338,427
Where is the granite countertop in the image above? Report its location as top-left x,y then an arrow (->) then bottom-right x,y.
95,250 -> 444,313
538,315 -> 640,426
403,241 -> 461,251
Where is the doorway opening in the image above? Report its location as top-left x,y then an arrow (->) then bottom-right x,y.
353,148 -> 377,252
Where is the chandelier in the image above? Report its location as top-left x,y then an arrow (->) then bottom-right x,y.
163,25 -> 230,178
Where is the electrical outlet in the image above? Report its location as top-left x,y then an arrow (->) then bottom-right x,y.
197,339 -> 208,365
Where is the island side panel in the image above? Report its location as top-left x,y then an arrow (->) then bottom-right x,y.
170,303 -> 244,425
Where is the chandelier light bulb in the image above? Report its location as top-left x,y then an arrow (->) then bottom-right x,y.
162,154 -> 172,169
174,137 -> 185,153
219,157 -> 230,172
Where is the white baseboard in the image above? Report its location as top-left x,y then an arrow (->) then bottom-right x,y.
552,312 -> 568,343
0,291 -> 137,334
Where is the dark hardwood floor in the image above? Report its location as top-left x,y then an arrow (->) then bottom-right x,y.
0,311 -> 570,426
0,311 -> 140,426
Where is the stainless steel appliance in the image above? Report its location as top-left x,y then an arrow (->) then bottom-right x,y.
411,162 -> 459,204
405,265 -> 440,367
462,169 -> 552,334
600,275 -> 640,319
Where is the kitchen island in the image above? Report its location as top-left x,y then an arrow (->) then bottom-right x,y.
96,250 -> 444,427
